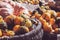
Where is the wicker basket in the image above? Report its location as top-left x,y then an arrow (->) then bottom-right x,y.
0,19 -> 43,40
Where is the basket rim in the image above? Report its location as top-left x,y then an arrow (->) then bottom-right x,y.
0,19 -> 42,39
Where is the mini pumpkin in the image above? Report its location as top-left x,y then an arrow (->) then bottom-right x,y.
6,30 -> 15,36
13,25 -> 21,32
25,19 -> 32,28
14,16 -> 24,25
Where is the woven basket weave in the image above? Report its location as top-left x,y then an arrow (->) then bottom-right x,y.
0,19 -> 43,40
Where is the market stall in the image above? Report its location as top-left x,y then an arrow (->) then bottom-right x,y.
0,0 -> 59,40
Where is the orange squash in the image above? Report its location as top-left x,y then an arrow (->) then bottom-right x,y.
14,16 -> 24,25
13,25 -> 21,32
43,22 -> 53,33
49,18 -> 55,25
7,30 -> 15,36
34,12 -> 41,19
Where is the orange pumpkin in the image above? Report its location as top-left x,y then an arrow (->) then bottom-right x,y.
13,25 -> 21,32
45,13 -> 51,21
43,22 -> 53,33
34,12 -> 41,19
49,18 -> 55,25
4,15 -> 15,24
42,13 -> 46,19
14,16 -> 24,25
39,16 -> 46,25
